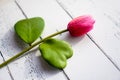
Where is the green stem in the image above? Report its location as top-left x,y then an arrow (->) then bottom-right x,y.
0,29 -> 68,68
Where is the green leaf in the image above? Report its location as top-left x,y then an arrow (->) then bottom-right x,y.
39,38 -> 73,69
14,17 -> 44,44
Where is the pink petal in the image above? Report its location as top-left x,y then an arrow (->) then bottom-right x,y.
67,15 -> 95,37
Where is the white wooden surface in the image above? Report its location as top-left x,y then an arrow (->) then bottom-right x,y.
0,0 -> 120,80
58,0 -> 120,69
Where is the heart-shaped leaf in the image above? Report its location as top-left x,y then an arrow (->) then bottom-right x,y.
14,17 -> 44,44
39,38 -> 73,69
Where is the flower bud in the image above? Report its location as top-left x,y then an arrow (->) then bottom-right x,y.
67,15 -> 95,37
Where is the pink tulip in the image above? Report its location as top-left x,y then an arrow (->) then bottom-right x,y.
67,15 -> 95,37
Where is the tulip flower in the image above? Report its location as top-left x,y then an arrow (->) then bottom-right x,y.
67,15 -> 95,37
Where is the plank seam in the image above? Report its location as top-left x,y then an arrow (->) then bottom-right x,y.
87,35 -> 120,71
0,51 -> 15,80
56,0 -> 120,72
56,0 -> 73,19
62,70 -> 70,80
14,0 -> 28,18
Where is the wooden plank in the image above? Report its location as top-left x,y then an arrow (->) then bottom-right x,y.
0,1 -> 27,80
57,0 -> 120,70
60,34 -> 120,80
0,0 -> 67,80
16,0 -> 120,80
0,52 -> 12,80
16,0 -> 72,37
0,1 -> 14,80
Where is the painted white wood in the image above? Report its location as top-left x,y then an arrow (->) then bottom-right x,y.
0,54 -> 12,80
0,1 -> 14,80
58,0 -> 120,69
0,0 -> 120,80
0,0 -> 67,80
16,0 -> 120,80
60,34 -> 120,80
0,1 -> 29,80
16,0 -> 72,37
